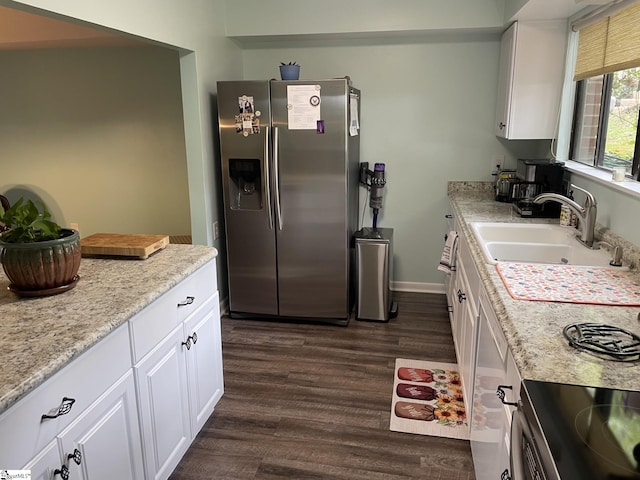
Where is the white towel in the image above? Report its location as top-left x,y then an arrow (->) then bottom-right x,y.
438,231 -> 458,274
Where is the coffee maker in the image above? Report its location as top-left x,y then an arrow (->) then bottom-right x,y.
511,159 -> 568,217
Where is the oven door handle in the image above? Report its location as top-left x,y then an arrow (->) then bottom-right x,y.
510,408 -> 527,480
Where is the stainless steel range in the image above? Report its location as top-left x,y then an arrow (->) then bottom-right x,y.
511,324 -> 640,479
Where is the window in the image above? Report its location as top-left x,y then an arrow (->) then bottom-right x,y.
569,0 -> 640,178
570,67 -> 640,178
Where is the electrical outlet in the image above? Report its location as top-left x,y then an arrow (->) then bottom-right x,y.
491,154 -> 505,173
213,221 -> 219,240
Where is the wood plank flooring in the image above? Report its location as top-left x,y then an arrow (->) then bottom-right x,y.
169,292 -> 476,480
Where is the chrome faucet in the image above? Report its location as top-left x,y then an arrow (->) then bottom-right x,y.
533,184 -> 598,248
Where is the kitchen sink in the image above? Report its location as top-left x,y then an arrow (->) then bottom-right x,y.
469,222 -> 624,267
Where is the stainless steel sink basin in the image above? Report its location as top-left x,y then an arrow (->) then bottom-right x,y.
469,222 -> 623,267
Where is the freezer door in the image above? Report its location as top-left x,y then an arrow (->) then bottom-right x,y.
217,81 -> 277,315
270,79 -> 354,319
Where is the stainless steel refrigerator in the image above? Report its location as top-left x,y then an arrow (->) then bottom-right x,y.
217,79 -> 361,325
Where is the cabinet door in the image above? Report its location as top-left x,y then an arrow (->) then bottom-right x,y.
135,325 -> 191,480
471,289 -> 513,480
495,21 -> 567,139
184,293 -> 224,435
23,440 -> 61,480
495,22 -> 516,138
58,371 -> 144,480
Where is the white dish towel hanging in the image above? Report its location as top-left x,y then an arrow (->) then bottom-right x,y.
438,231 -> 458,274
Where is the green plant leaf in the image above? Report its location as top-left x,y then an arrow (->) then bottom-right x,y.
0,198 -> 62,243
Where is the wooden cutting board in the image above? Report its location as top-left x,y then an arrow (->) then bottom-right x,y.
81,233 -> 170,259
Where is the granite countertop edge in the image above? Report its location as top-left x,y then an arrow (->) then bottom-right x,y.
0,244 -> 218,414
448,181 -> 640,392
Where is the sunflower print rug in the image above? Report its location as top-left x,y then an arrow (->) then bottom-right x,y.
390,358 -> 469,440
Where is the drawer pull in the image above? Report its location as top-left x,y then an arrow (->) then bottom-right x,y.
501,469 -> 511,480
68,448 -> 82,465
496,385 -> 518,407
178,296 -> 195,307
182,333 -> 198,350
41,396 -> 76,421
54,465 -> 70,480
457,289 -> 466,303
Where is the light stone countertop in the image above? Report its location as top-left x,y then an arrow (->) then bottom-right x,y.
449,182 -> 640,392
0,244 -> 218,414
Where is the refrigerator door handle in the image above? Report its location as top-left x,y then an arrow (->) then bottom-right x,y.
264,127 -> 273,230
273,126 -> 283,230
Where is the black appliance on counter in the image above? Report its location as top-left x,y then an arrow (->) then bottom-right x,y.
511,158 -> 568,218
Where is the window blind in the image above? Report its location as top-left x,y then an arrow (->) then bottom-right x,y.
574,0 -> 640,80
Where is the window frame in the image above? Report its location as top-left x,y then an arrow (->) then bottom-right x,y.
570,69 -> 640,181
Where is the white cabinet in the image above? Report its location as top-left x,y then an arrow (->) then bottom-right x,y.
0,256 -> 223,480
0,324 -> 133,471
24,374 -> 144,480
449,233 -> 480,420
495,20 -> 567,139
132,261 -> 223,480
184,296 -> 224,434
15,327 -> 144,480
56,371 -> 144,480
471,286 -> 521,480
135,326 -> 192,480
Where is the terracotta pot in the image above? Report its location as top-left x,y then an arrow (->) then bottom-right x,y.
0,228 -> 81,294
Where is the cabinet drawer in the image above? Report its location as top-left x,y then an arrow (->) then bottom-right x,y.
129,260 -> 217,362
0,323 -> 131,468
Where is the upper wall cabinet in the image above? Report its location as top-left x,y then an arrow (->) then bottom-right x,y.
495,20 -> 568,140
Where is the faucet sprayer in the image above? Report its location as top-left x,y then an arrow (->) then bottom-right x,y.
533,184 -> 598,248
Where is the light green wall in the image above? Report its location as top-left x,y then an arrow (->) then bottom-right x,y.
0,46 -> 191,237
5,0 -> 242,249
225,0 -> 505,37
242,38 -> 547,286
570,177 -> 640,247
3,0 -> 242,294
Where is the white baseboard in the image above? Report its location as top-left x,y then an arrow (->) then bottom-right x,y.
391,281 -> 445,294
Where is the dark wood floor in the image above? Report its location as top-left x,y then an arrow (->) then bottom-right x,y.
169,292 -> 476,480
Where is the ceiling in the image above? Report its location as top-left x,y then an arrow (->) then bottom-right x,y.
0,5 -> 145,50
0,1 -> 610,51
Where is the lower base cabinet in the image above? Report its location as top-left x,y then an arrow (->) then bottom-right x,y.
471,286 -> 520,480
25,371 -> 144,480
135,292 -> 223,480
0,258 -> 223,480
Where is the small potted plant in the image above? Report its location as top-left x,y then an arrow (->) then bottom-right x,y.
279,61 -> 300,80
0,198 -> 81,296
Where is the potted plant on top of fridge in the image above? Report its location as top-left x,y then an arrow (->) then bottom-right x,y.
0,198 -> 81,296
279,62 -> 300,80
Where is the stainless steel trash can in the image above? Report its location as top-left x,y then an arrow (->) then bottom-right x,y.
354,227 -> 396,322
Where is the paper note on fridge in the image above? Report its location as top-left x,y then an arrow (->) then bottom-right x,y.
287,84 -> 321,130
349,94 -> 360,136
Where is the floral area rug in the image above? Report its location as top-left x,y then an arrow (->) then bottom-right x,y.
389,358 -> 469,440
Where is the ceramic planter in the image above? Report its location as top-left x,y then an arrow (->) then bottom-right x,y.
279,65 -> 300,80
0,228 -> 81,295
